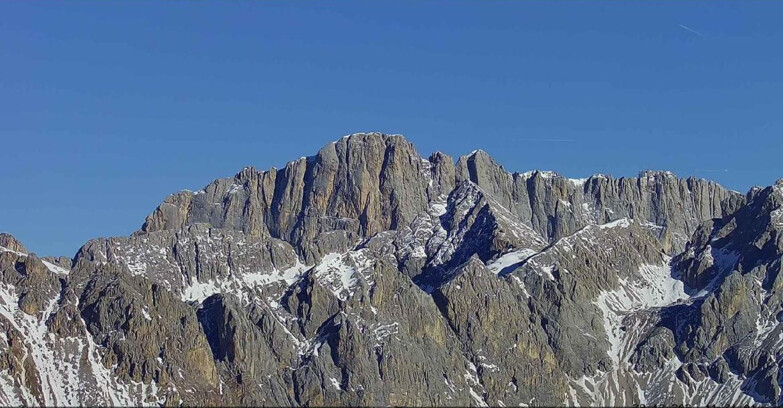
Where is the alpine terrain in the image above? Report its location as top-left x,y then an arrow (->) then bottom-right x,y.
2,132 -> 783,406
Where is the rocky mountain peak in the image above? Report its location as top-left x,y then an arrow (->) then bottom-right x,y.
638,169 -> 678,179
0,232 -> 28,254
2,133 -> 779,407
138,132 -> 748,263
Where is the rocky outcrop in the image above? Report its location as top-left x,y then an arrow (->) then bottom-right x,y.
141,134 -> 433,264
0,234 -> 28,254
141,134 -> 744,267
455,151 -> 744,251
0,133 -> 778,406
660,179 -> 783,405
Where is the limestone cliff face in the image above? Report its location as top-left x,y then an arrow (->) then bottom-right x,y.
455,150 -> 743,250
141,134 -> 433,264
142,135 -> 743,267
1,132 -> 779,407
662,180 -> 783,404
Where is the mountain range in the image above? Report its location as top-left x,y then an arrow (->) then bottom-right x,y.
1,132 -> 781,406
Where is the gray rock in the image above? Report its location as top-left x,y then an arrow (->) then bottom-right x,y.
0,233 -> 28,253
1,134 -> 779,407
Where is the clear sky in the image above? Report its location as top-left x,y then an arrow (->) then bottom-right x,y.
2,1 -> 782,257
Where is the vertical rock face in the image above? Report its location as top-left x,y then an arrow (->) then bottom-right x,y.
141,135 -> 742,271
454,151 -> 743,250
1,132 -> 780,407
141,134 -> 432,263
0,234 -> 28,254
663,180 -> 783,405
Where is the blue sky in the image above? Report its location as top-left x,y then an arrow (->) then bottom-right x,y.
2,1 -> 782,257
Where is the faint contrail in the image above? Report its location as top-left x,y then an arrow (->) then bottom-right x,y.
512,138 -> 577,143
678,24 -> 705,38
